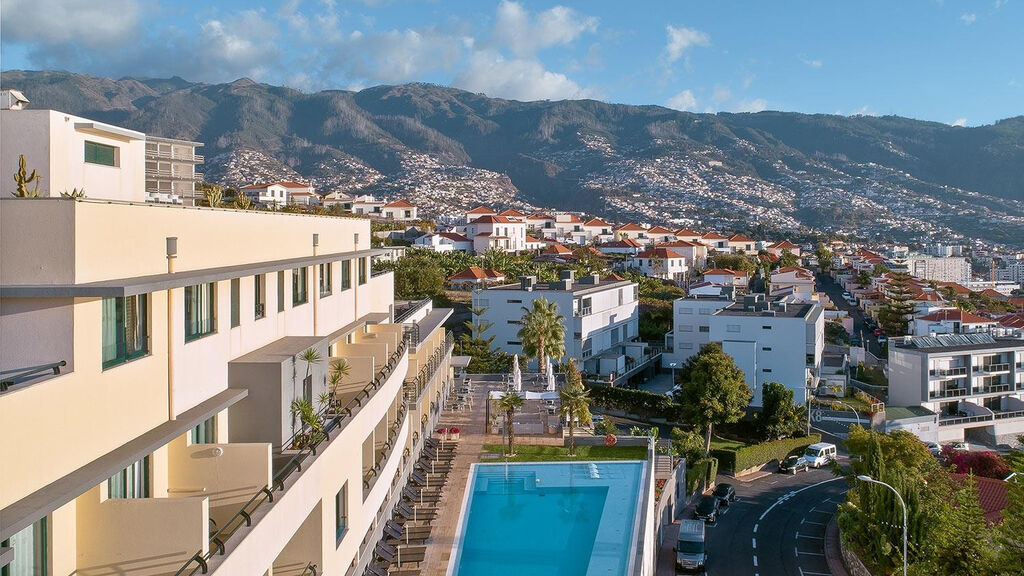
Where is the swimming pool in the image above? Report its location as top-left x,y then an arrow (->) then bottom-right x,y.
448,461 -> 647,576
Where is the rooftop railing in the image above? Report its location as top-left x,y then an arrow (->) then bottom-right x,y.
173,339 -> 407,576
403,333 -> 455,405
146,149 -> 205,162
0,361 -> 67,394
928,387 -> 968,399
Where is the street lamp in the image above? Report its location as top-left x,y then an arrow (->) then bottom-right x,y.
832,400 -> 862,428
856,475 -> 907,576
669,362 -> 678,388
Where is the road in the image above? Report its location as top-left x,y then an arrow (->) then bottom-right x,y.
815,274 -> 882,358
661,467 -> 849,576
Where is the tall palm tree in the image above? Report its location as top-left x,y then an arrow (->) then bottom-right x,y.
497,391 -> 524,456
559,359 -> 592,456
517,298 -> 565,370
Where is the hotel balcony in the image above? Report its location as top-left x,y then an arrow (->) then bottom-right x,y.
981,363 -> 1011,374
928,386 -> 968,399
929,366 -> 968,378
145,149 -> 205,163
938,401 -> 994,427
145,168 -> 204,181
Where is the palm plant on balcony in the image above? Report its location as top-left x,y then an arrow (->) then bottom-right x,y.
517,297 -> 565,370
289,398 -> 324,449
326,358 -> 351,412
497,391 -> 524,457
558,359 -> 592,457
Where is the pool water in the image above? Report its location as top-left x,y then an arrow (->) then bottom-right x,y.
450,461 -> 645,576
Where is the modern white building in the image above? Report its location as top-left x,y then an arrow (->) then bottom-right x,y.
413,231 -> 474,253
463,215 -> 527,254
472,272 -> 644,378
888,333 -> 1024,446
381,200 -> 418,221
145,136 -> 204,205
912,308 -> 998,336
627,247 -> 689,284
0,112 -> 455,576
906,255 -> 972,284
663,293 -> 824,407
769,266 -> 817,302
240,181 -> 316,207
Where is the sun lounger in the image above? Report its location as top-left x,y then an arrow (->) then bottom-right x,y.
396,501 -> 438,522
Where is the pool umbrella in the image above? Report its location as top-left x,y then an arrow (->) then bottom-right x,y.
546,357 -> 556,392
512,354 -> 522,392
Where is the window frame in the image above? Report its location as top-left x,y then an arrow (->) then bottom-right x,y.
277,271 -> 286,312
336,482 -> 349,544
184,282 -> 217,342
357,257 -> 367,285
254,274 -> 266,320
102,294 -> 150,369
293,267 -> 309,306
341,260 -> 352,290
84,140 -> 118,167
319,262 -> 333,298
107,456 -> 151,500
230,278 -> 241,328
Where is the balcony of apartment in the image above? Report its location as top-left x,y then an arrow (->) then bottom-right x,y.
938,400 -> 995,427
145,167 -> 204,181
361,396 -> 409,499
928,365 -> 969,379
980,362 -> 1012,374
993,397 -> 1024,421
928,384 -> 969,400
270,503 -> 322,576
145,148 -> 205,163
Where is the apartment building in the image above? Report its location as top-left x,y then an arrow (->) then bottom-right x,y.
889,333 -> 1024,445
769,266 -> 817,302
463,215 -> 527,254
145,136 -> 204,205
381,200 -> 418,221
906,255 -> 972,284
472,272 -> 641,377
241,181 -> 317,207
0,120 -> 454,576
663,293 -> 824,407
627,248 -> 689,284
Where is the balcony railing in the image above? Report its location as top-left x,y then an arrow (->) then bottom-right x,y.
146,149 -> 205,162
174,338 -> 408,576
363,401 -> 409,496
929,387 -> 968,399
404,333 -> 455,405
983,363 -> 1011,373
930,366 -> 968,378
146,168 -> 204,181
938,413 -> 994,426
394,298 -> 432,324
0,360 -> 67,394
980,383 -> 1012,394
995,409 -> 1024,420
575,306 -> 593,317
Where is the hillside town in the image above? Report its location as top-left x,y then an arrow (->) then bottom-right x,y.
2,76 -> 1023,576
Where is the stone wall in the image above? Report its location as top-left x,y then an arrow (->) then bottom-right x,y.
838,526 -> 875,576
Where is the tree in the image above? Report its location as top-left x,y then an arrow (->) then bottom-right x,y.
559,359 -> 592,456
815,243 -> 834,273
497,391 -> 524,456
232,192 -> 254,210
993,482 -> 1024,576
856,270 -> 872,287
481,247 -> 513,274
673,343 -> 751,452
879,271 -> 917,336
393,253 -> 445,299
670,427 -> 706,463
517,298 -> 565,369
911,476 -> 995,576
755,382 -> 804,440
708,253 -> 757,274
778,250 -> 799,268
201,183 -> 224,207
945,450 -> 1011,479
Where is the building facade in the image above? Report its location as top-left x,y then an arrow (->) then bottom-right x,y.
888,333 -> 1024,446
906,255 -> 972,284
145,136 -> 204,205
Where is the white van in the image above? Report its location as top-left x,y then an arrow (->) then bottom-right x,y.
675,519 -> 707,573
803,443 -> 837,468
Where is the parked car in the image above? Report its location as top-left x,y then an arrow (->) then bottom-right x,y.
695,494 -> 720,523
948,441 -> 969,452
803,443 -> 838,468
779,455 -> 809,474
873,328 -> 883,336
877,336 -> 888,345
923,441 -> 942,456
591,414 -> 605,425
674,519 -> 708,574
713,483 -> 736,506
851,335 -> 862,346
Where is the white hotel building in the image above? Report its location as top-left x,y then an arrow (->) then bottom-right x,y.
663,293 -> 825,407
888,333 -> 1024,446
1,105 -> 454,576
473,272 -> 648,381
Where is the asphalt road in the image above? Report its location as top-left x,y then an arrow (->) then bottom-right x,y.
667,466 -> 849,576
815,274 -> 882,358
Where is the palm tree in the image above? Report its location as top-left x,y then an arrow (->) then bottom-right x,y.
327,358 -> 350,409
559,359 -> 592,456
497,391 -> 524,456
517,298 -> 565,370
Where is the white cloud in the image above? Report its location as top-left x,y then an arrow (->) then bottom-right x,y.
664,25 -> 710,64
960,13 -> 977,24
711,85 -> 732,103
800,56 -> 824,69
995,0 -> 1007,9
666,90 -> 697,111
951,118 -> 968,127
733,98 -> 768,113
493,1 -> 598,57
192,11 -> 282,81
339,28 -> 464,83
453,50 -> 594,101
849,105 -> 877,116
0,0 -> 139,49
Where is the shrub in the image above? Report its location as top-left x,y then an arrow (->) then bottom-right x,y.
585,384 -> 680,421
713,434 -> 821,474
946,450 -> 1010,479
686,457 -> 719,495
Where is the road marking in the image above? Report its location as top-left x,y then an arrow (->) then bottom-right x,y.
797,533 -> 824,540
797,551 -> 826,557
753,556 -> 758,567
758,477 -> 844,522
802,520 -> 825,526
799,570 -> 832,575
753,523 -> 758,533
752,538 -> 757,549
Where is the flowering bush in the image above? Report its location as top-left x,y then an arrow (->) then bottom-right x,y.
943,448 -> 1010,479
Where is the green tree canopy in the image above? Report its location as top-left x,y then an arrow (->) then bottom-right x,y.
755,382 -> 805,441
393,253 -> 445,300
673,343 -> 751,452
878,271 -> 917,336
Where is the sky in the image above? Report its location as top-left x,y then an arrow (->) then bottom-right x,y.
1,1 -> 1022,125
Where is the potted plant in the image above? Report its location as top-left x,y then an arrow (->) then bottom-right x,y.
289,398 -> 325,450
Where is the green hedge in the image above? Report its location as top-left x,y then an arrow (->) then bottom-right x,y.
685,457 -> 719,495
712,434 -> 821,474
585,383 -> 680,421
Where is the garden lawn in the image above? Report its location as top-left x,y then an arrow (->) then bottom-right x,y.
481,444 -> 648,462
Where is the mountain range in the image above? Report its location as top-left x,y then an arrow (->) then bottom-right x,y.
2,70 -> 1022,248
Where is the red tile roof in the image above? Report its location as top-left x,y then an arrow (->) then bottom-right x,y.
499,209 -> 526,217
543,243 -> 573,255
979,289 -> 1006,299
774,266 -> 814,278
599,239 -> 644,249
558,214 -> 584,223
449,266 -> 505,281
615,222 -> 646,232
636,248 -> 684,259
704,268 -> 747,277
584,218 -> 613,227
437,232 -> 470,242
240,181 -> 311,189
996,313 -> 1024,328
917,309 -> 995,324
674,228 -> 700,236
768,240 -> 801,250
934,281 -> 972,295
701,232 -> 728,240
647,226 -> 675,235
728,233 -> 756,243
758,253 -> 780,263
658,240 -> 702,248
384,199 -> 416,208
467,206 -> 495,214
472,215 -> 523,224
524,235 -> 542,243
527,212 -> 554,220
951,474 -> 1009,525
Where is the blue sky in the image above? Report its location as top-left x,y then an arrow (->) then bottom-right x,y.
2,0 -> 1021,125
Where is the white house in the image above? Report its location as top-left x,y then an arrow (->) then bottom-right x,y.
583,218 -> 614,243
888,333 -> 1024,446
473,272 -> 642,378
241,181 -> 316,207
674,228 -> 703,243
628,248 -> 689,284
912,309 -> 999,336
703,268 -> 749,288
655,240 -> 708,268
1,106 -> 146,203
465,215 -> 527,254
645,226 -> 677,245
662,294 -> 734,365
596,238 -> 644,256
413,232 -> 473,253
726,233 -> 757,254
770,266 -> 817,302
524,235 -> 546,250
700,232 -> 730,251
614,223 -> 649,243
321,191 -> 354,209
382,200 -> 418,221
351,194 -> 386,216
448,266 -> 506,289
525,212 -> 557,235
289,190 -> 321,206
766,240 -> 803,259
465,205 -> 497,223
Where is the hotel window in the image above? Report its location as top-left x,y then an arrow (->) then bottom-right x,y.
254,274 -> 266,319
336,482 -> 349,543
319,263 -> 333,297
1,518 -> 47,576
763,368 -> 772,373
679,342 -> 694,350
277,271 -> 286,312
507,340 -> 522,345
84,140 -> 117,166
679,325 -> 694,332
190,416 -> 217,444
341,260 -> 352,290
699,326 -> 709,333
699,308 -> 713,315
358,257 -> 367,285
230,278 -> 241,328
102,294 -> 149,369
184,283 -> 216,341
726,324 -> 741,333
762,346 -> 773,351
108,456 -> 150,499
762,325 -> 773,330
679,308 -> 693,315
293,267 -> 308,306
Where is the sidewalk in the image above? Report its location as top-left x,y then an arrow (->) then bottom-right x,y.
824,514 -> 851,576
